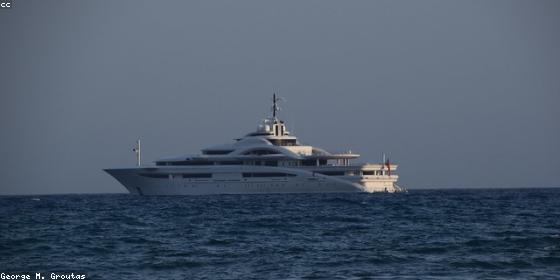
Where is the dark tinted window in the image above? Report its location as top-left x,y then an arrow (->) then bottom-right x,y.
217,161 -> 243,165
316,171 -> 345,176
243,149 -> 279,155
269,139 -> 297,146
202,150 -> 234,155
246,132 -> 273,136
301,160 -> 316,166
163,161 -> 214,166
363,171 -> 375,175
242,172 -> 296,177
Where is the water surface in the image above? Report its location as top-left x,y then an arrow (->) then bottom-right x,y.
1,188 -> 559,279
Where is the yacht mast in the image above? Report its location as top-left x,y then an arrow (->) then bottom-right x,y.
272,93 -> 278,119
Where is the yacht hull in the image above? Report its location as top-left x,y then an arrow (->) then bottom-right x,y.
104,166 -> 399,195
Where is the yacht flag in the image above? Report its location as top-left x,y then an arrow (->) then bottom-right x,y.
385,158 -> 391,176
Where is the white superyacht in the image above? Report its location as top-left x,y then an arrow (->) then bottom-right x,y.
105,95 -> 405,195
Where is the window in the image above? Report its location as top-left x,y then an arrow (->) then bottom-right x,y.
243,149 -> 280,155
264,161 -> 278,166
164,161 -> 214,166
217,161 -> 243,165
363,171 -> 375,176
242,172 -> 296,178
202,150 -> 234,155
301,160 -> 317,166
269,139 -> 297,146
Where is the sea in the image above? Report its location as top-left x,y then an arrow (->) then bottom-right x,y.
1,188 -> 559,279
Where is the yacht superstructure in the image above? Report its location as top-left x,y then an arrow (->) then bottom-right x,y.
105,95 -> 405,195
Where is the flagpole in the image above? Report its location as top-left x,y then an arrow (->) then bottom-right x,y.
137,139 -> 141,167
133,139 -> 141,167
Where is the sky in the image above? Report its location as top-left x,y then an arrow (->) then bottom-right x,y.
0,0 -> 559,195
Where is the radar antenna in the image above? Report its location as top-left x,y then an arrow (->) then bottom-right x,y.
272,92 -> 283,119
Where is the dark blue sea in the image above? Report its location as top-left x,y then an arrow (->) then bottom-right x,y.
1,188 -> 559,279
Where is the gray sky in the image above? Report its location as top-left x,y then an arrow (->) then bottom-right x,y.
1,1 -> 558,195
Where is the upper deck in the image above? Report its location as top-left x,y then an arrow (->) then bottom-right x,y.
154,94 -> 395,173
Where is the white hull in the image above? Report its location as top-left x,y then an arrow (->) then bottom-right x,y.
105,166 -> 401,196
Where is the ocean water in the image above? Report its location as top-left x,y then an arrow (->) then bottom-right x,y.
1,188 -> 559,279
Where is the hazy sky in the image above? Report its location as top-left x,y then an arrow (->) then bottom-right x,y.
1,1 -> 558,195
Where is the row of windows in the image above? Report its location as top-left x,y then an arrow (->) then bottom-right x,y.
243,150 -> 280,156
268,139 -> 298,146
140,170 -> 390,179
157,158 -> 334,167
363,171 -> 386,176
315,170 -> 388,176
140,173 -> 213,178
246,132 -> 274,137
301,159 -> 327,166
140,172 -> 296,179
145,169 -> 388,178
202,150 -> 234,155
203,148 -> 282,156
219,161 -> 243,165
156,160 -> 281,166
156,161 -> 214,166
242,172 -> 296,178
316,171 -> 345,176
